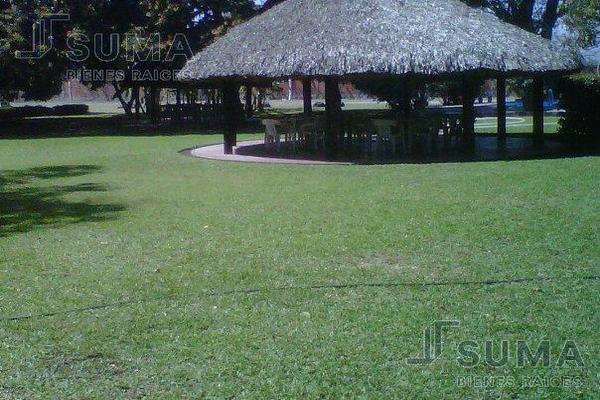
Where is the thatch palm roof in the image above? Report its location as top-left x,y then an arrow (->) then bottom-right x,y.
179,0 -> 579,81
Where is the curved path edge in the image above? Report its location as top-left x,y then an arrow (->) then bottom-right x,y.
182,140 -> 352,165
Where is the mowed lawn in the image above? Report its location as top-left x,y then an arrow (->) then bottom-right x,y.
475,116 -> 561,135
0,132 -> 598,399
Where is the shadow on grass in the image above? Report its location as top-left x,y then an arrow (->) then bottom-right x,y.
0,165 -> 125,237
3,275 -> 598,322
231,136 -> 600,165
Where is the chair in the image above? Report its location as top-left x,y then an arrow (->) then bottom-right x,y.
448,115 -> 463,148
278,119 -> 298,152
372,119 -> 399,155
262,119 -> 282,151
412,112 -> 443,155
299,118 -> 325,151
345,119 -> 371,155
294,116 -> 313,150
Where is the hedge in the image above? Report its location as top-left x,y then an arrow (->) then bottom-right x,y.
51,104 -> 90,116
0,104 -> 89,121
558,73 -> 600,145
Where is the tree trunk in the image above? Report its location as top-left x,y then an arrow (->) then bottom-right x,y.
515,0 -> 535,31
175,88 -> 182,122
112,82 -> 133,115
144,87 -> 151,115
541,0 -> 560,39
134,85 -> 141,119
149,86 -> 160,124
303,78 -> 312,115
532,77 -> 545,149
257,89 -> 265,112
288,79 -> 293,101
233,87 -> 243,121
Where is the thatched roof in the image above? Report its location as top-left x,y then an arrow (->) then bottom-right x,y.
179,0 -> 580,81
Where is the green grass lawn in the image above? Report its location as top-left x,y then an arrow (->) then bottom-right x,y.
475,116 -> 561,135
0,129 -> 598,398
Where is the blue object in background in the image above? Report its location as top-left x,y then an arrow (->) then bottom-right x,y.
506,99 -> 559,112
506,100 -> 524,112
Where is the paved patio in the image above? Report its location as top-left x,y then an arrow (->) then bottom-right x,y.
186,140 -> 352,165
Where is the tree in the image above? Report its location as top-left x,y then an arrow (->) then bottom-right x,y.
0,0 -> 258,106
561,0 -> 600,47
0,1 -> 10,100
0,0 -> 70,101
540,0 -> 560,39
464,0 -> 564,39
353,77 -> 430,112
60,0 -> 146,113
64,0 -> 256,115
260,0 -> 285,12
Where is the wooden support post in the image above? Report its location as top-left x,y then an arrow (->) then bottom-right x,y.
532,77 -> 545,149
245,85 -> 253,120
462,78 -> 477,154
303,78 -> 313,115
325,77 -> 342,158
401,79 -> 411,152
222,83 -> 240,155
497,77 -> 507,144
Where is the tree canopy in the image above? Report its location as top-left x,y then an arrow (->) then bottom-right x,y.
466,0 -> 598,43
0,0 -> 69,100
561,0 -> 600,47
0,0 -> 258,102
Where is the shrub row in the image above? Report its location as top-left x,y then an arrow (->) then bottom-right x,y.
0,104 -> 89,120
